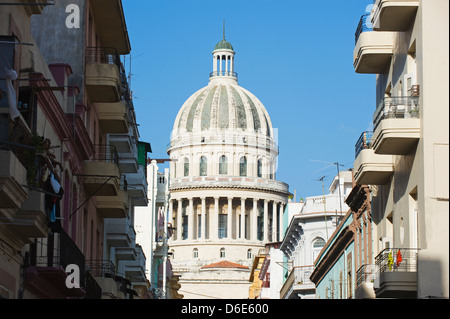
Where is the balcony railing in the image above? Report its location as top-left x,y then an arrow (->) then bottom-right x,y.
355,14 -> 372,44
29,228 -> 86,289
92,144 -> 119,165
280,265 -> 315,299
86,259 -> 116,278
86,47 -> 120,68
209,71 -> 238,79
375,248 -> 419,276
355,131 -> 373,159
356,264 -> 378,288
373,95 -> 419,130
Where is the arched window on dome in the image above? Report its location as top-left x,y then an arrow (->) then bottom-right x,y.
193,248 -> 198,259
200,156 -> 207,176
219,155 -> 228,175
240,156 -> 247,177
247,249 -> 252,259
257,159 -> 263,178
220,248 -> 226,258
184,158 -> 189,176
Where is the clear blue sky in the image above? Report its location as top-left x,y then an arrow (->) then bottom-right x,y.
122,0 -> 375,199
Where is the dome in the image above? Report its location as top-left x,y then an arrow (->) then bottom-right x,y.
214,39 -> 234,51
172,79 -> 273,138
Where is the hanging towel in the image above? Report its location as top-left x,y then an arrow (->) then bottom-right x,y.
396,249 -> 403,267
4,67 -> 20,120
49,172 -> 61,194
387,250 -> 394,271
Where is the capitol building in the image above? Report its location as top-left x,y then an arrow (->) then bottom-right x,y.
166,34 -> 290,299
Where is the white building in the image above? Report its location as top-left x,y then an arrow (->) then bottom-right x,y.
166,34 -> 290,299
279,171 -> 352,299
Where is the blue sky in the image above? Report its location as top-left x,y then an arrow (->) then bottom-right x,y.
122,0 -> 375,199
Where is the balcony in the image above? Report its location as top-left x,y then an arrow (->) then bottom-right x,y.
82,144 -> 120,196
85,260 -> 127,299
371,0 -> 419,31
374,248 -> 418,298
122,245 -> 146,283
0,149 -> 28,209
25,229 -> 86,298
89,0 -> 131,55
105,219 -> 134,247
127,166 -> 148,206
371,95 -> 420,155
8,191 -> 49,240
95,101 -> 129,134
354,148 -> 394,185
354,30 -> 394,74
355,264 -> 377,299
96,190 -> 128,218
280,266 -> 315,299
85,47 -> 121,103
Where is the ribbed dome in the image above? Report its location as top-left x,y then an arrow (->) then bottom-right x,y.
172,79 -> 273,138
214,39 -> 234,51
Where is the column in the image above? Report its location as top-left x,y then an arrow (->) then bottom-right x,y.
263,200 -> 269,242
279,202 -> 284,242
188,197 -> 194,240
252,199 -> 258,241
240,198 -> 246,239
169,199 -> 174,239
219,55 -> 222,75
272,201 -> 278,242
225,55 -> 228,75
177,199 -> 182,241
201,197 -> 206,240
213,197 -> 219,239
230,56 -> 234,74
227,197 -> 233,239
213,55 -> 217,74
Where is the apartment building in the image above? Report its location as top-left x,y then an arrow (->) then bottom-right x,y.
352,0 -> 449,298
0,0 -> 151,299
279,171 -> 353,299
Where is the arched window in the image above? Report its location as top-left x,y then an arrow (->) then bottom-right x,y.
199,156 -> 207,176
247,249 -> 252,259
220,248 -> 225,258
193,248 -> 198,258
312,237 -> 326,261
239,156 -> 247,177
184,158 -> 189,176
257,159 -> 263,178
219,155 -> 228,175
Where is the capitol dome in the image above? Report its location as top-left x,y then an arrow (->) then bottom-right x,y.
166,34 -> 289,299
172,77 -> 273,138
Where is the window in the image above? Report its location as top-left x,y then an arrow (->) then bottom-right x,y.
247,249 -> 252,259
257,159 -> 263,177
220,248 -> 225,258
184,158 -> 189,176
239,156 -> 247,177
200,156 -> 207,176
218,214 -> 227,239
219,155 -> 228,174
193,248 -> 198,258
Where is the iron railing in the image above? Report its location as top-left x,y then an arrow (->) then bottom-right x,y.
209,71 -> 238,78
373,95 -> 420,130
355,131 -> 373,159
355,14 -> 372,44
356,264 -> 378,288
92,144 -> 119,165
85,259 -> 116,278
85,47 -> 120,67
29,228 -> 86,287
375,248 -> 419,276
